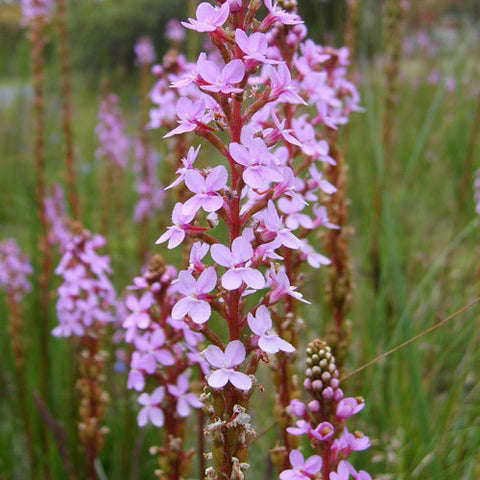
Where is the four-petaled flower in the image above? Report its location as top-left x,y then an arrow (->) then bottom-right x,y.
280,450 -> 322,480
248,305 -> 294,354
137,386 -> 165,427
164,97 -> 207,138
167,374 -> 203,417
182,1 -> 229,33
203,340 -> 252,390
197,57 -> 245,95
182,166 -> 228,215
172,267 -> 217,324
211,237 -> 265,291
156,203 -> 196,249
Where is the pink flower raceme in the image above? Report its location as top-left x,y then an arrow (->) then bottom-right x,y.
0,239 -> 33,301
53,229 -> 116,338
95,94 -> 130,169
134,36 -> 156,66
203,341 -> 252,390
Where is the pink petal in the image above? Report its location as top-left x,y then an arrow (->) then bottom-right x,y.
150,386 -> 165,404
224,340 -> 246,366
256,305 -> 272,331
196,267 -> 217,293
247,312 -> 266,336
184,170 -> 205,195
258,336 -> 280,354
229,142 -> 250,167
304,455 -> 323,475
176,397 -> 191,417
289,450 -> 304,469
137,407 -> 149,427
149,407 -> 165,427
223,59 -> 245,84
203,345 -> 225,368
221,269 -> 243,290
208,369 -> 229,389
211,244 -> 233,267
241,268 -> 265,290
206,165 -> 228,191
182,196 -> 202,216
228,371 -> 252,390
232,236 -> 253,263
201,195 -> 224,212
172,297 -> 192,320
190,299 -> 211,324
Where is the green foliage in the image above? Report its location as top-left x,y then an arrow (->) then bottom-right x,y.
67,0 -> 188,73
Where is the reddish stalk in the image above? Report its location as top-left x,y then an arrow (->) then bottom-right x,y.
57,0 -> 80,220
29,9 -> 52,478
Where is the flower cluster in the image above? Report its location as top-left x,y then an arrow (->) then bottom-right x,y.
95,94 -> 130,169
0,238 -> 33,301
44,183 -> 71,251
53,225 -> 116,338
20,0 -> 52,24
280,339 -> 371,480
132,141 -> 166,223
134,36 -> 156,66
145,1 -> 360,477
123,254 -> 204,477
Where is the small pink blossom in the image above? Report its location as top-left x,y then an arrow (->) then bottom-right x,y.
167,374 -> 203,417
183,166 -> 228,215
197,57 -> 245,94
182,2 -> 230,33
164,97 -> 208,138
137,387 -> 165,427
172,268 -> 217,324
248,305 -> 294,354
156,203 -> 196,249
211,237 -> 264,291
279,450 -> 322,480
203,341 -> 252,390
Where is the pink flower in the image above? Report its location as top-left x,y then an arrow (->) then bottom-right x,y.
172,268 -> 217,324
268,63 -> 306,105
279,450 -> 322,480
330,460 -> 350,480
165,145 -> 200,190
123,292 -> 154,341
229,138 -> 283,189
167,374 -> 203,417
182,2 -> 230,33
336,397 -> 365,419
137,387 -> 165,427
247,305 -> 294,354
156,203 -> 196,249
164,97 -> 207,138
235,29 -> 279,66
203,341 -> 252,390
135,329 -> 175,372
127,352 -> 146,391
183,166 -> 228,215
268,267 -> 309,304
211,237 -> 265,291
197,57 -> 245,95
259,200 -> 303,250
